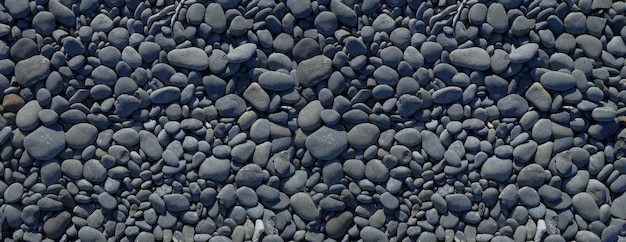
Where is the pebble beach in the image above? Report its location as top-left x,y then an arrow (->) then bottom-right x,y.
1,0 -> 626,241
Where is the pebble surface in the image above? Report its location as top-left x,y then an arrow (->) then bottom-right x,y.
0,0 -> 626,241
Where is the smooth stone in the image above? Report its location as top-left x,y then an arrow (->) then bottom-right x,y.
576,35 -> 602,59
215,94 -> 246,118
525,83 -> 552,112
205,3 -> 226,33
43,211 -> 71,239
432,86 -> 462,104
292,38 -> 321,63
361,226 -> 389,242
97,192 -> 118,210
112,128 -> 139,146
150,86 -> 180,104
290,192 -> 318,221
449,47 -> 490,71
394,128 -> 421,147
78,226 -> 107,242
421,130 -> 445,160
540,71 -> 576,91
365,159 -> 389,183
258,71 -> 295,91
65,123 -> 98,149
33,11 -> 56,36
167,47 -> 209,71
164,194 -> 190,212
83,159 -> 107,182
305,124 -> 348,160
235,164 -> 264,188
517,163 -> 546,188
227,43 -> 257,63
446,194 -> 472,212
509,43 -> 538,63
591,107 -> 617,122
330,0 -> 357,27
243,83 -> 270,111
347,123 -> 380,149
518,186 -> 541,207
48,0 -> 75,27
296,55 -> 332,87
572,192 -> 599,221
15,55 -> 50,87
326,212 -> 353,239
611,193 -> 626,219
486,3 -> 508,33
24,124 -> 66,160
16,100 -> 42,131
497,94 -> 528,117
564,12 -> 586,35
4,183 -> 23,203
314,11 -> 338,36
481,156 -> 513,182
2,93 -> 25,112
199,156 -> 231,182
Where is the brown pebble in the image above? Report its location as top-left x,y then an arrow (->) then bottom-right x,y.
325,211 -> 353,239
43,211 -> 72,239
619,116 -> 626,127
2,94 -> 25,112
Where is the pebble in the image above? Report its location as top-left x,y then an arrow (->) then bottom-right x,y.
14,55 -> 50,87
258,71 -> 295,91
296,55 -> 332,87
227,43 -> 257,63
65,123 -> 98,149
306,125 -> 348,160
167,47 -> 210,71
481,156 -> 513,182
347,123 -> 380,149
290,192 -> 318,221
23,124 -> 66,160
78,226 -> 107,242
509,43 -> 538,63
540,71 -> 577,91
449,47 -> 491,71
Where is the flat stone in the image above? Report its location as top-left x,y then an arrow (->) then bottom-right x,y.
305,124 -> 348,160
347,123 -> 380,149
572,192 -> 599,221
48,0 -> 75,27
449,47 -> 490,70
150,86 -> 180,104
486,3 -> 508,33
481,156 -> 513,182
24,124 -> 66,160
296,55 -> 332,87
540,71 -> 576,91
611,193 -> 626,219
326,211 -> 353,239
83,159 -> 107,183
43,211 -> 71,239
78,226 -> 107,242
199,156 -> 231,182
364,159 -> 389,183
65,123 -> 98,149
258,71 -> 295,91
15,55 -> 50,87
509,43 -> 538,63
576,35 -> 602,59
330,0 -> 357,27
215,94 -> 246,118
525,83 -> 552,112
446,194 -> 472,212
422,130 -> 445,160
227,43 -> 257,63
432,86 -> 462,104
164,194 -> 190,212
167,47 -> 209,70
497,94 -> 528,117
290,192 -> 318,221
361,226 -> 389,242
4,183 -> 23,204
16,100 -> 42,131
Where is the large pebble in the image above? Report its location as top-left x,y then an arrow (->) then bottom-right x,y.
65,123 -> 98,149
258,71 -> 295,91
167,47 -> 209,70
540,71 -> 576,91
296,55 -> 332,87
497,94 -> 529,117
290,192 -> 318,221
24,124 -> 66,160
481,156 -> 513,182
227,43 -> 257,63
449,48 -> 490,70
347,123 -> 380,149
306,125 -> 348,160
509,43 -> 538,63
15,55 -> 50,87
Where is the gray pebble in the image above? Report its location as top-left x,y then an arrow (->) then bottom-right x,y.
449,47 -> 490,70
167,47 -> 209,71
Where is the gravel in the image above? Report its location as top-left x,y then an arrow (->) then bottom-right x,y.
1,0 -> 626,241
